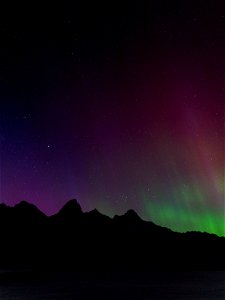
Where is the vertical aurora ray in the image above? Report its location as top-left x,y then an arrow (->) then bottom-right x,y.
0,1 -> 223,237
144,196 -> 224,236
140,97 -> 224,236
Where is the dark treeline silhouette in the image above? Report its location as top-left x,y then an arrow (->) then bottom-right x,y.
0,199 -> 224,270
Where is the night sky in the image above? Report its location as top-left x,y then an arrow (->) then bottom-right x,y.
0,1 -> 224,235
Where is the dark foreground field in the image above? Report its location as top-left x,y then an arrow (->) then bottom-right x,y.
0,271 -> 224,300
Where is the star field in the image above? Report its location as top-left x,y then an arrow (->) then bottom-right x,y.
0,1 -> 224,235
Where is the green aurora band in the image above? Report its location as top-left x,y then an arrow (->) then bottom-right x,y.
143,181 -> 224,237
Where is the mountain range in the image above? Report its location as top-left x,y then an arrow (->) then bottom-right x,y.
0,199 -> 224,270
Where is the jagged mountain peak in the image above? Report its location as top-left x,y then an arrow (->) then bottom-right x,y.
14,200 -> 46,217
58,199 -> 82,216
124,209 -> 141,219
113,209 -> 142,222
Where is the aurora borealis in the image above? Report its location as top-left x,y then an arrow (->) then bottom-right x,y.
0,1 -> 224,236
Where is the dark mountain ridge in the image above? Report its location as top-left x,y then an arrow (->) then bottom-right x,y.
0,199 -> 224,270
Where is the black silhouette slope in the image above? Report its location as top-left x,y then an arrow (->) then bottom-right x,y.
14,201 -> 47,223
0,200 -> 46,230
56,199 -> 83,217
0,199 -> 224,270
49,199 -> 83,225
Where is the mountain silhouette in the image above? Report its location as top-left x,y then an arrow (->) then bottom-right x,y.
50,199 -> 83,225
85,208 -> 112,225
14,201 -> 47,221
114,209 -> 141,222
0,199 -> 224,271
57,199 -> 82,216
